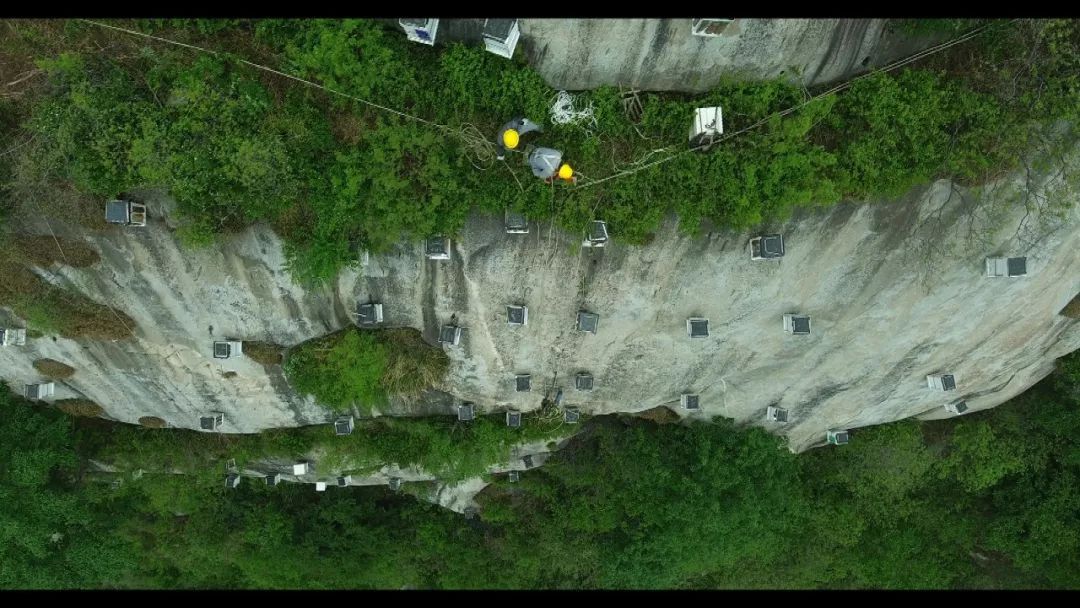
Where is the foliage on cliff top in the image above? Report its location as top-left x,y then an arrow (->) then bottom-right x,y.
5,19 -> 1076,282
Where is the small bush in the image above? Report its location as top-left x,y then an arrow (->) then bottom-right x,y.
379,328 -> 449,397
55,399 -> 104,417
633,406 -> 680,425
1061,293 -> 1080,318
242,341 -> 284,366
32,358 -> 75,379
137,416 -> 167,428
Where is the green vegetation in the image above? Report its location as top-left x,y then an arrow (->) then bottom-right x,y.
284,327 -> 449,412
316,414 -> 565,480
0,96 -> 23,226
2,350 -> 1079,588
2,19 -> 1075,282
285,329 -> 390,412
0,391 -> 137,587
893,19 -> 981,37
825,69 -> 1021,197
1,18 -> 1079,589
88,405 -> 566,484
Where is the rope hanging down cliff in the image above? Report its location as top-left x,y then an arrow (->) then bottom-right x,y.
77,20 -> 502,168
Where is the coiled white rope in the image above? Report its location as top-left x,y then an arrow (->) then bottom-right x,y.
549,90 -> 597,131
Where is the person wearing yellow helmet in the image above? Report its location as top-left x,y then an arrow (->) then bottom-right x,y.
503,129 -> 520,150
527,148 -> 578,184
528,147 -> 561,181
497,116 -> 542,161
558,163 -> 574,182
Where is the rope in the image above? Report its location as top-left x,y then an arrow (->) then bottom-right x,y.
571,19 -> 1015,191
0,135 -> 36,158
550,90 -> 597,131
77,20 -> 543,186
457,122 -> 499,170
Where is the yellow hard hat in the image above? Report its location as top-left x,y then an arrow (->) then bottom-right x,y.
558,163 -> 574,180
503,129 -> 520,149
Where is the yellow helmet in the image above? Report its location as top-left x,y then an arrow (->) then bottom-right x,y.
503,129 -> 520,149
558,163 -> 574,180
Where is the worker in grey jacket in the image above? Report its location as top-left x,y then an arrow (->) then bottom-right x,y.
528,147 -> 577,184
497,116 -> 543,160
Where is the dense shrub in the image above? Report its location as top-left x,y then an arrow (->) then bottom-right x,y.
284,329 -> 389,412
4,347 -> 1080,588
17,19 -> 1075,283
284,328 -> 449,412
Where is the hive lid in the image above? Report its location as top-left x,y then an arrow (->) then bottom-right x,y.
484,19 -> 516,39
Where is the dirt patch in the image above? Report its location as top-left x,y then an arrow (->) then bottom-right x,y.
32,358 -> 75,379
55,399 -> 105,417
222,371 -> 238,379
1061,293 -> 1080,319
331,110 -> 363,145
11,236 -> 100,268
243,341 -> 284,366
632,405 -> 680,425
138,416 -> 167,428
271,201 -> 318,243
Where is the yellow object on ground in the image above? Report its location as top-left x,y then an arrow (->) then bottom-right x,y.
558,163 -> 574,180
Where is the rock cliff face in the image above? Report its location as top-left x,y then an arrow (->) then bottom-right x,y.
517,19 -> 926,91
429,18 -> 932,92
2,147 -> 1077,456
